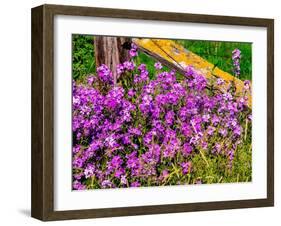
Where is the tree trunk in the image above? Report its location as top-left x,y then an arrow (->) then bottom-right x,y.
94,36 -> 130,86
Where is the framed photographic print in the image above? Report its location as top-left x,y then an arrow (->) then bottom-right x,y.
31,4 -> 274,221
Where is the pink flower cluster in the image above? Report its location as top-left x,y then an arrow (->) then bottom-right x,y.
72,45 -> 251,190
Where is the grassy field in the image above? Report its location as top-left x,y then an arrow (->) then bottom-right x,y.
72,35 -> 252,81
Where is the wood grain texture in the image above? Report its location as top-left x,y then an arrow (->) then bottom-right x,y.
266,19 -> 274,206
31,5 -> 55,221
94,36 -> 130,85
31,5 -> 44,220
31,4 -> 274,221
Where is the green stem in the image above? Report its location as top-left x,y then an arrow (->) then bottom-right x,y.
199,149 -> 209,167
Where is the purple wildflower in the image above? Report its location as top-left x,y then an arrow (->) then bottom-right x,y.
87,75 -> 95,86
97,64 -> 112,83
165,110 -> 175,126
73,180 -> 86,190
232,48 -> 241,77
216,78 -> 225,86
244,80 -> 251,90
131,181 -> 141,187
129,43 -> 138,57
120,175 -> 128,185
154,62 -> 163,70
181,162 -> 192,175
182,143 -> 193,156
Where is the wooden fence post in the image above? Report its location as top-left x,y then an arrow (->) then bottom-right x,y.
94,36 -> 130,85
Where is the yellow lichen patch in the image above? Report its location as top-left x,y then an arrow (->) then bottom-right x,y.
133,38 -> 251,108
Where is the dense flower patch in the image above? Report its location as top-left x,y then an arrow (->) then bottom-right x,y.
72,44 -> 252,190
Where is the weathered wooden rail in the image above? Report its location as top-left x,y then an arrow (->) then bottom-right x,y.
132,38 -> 251,108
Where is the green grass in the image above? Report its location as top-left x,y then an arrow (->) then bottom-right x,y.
72,34 -> 96,82
176,40 -> 252,81
188,142 -> 252,184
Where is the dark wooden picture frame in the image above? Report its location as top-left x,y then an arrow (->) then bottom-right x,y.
31,4 -> 274,221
